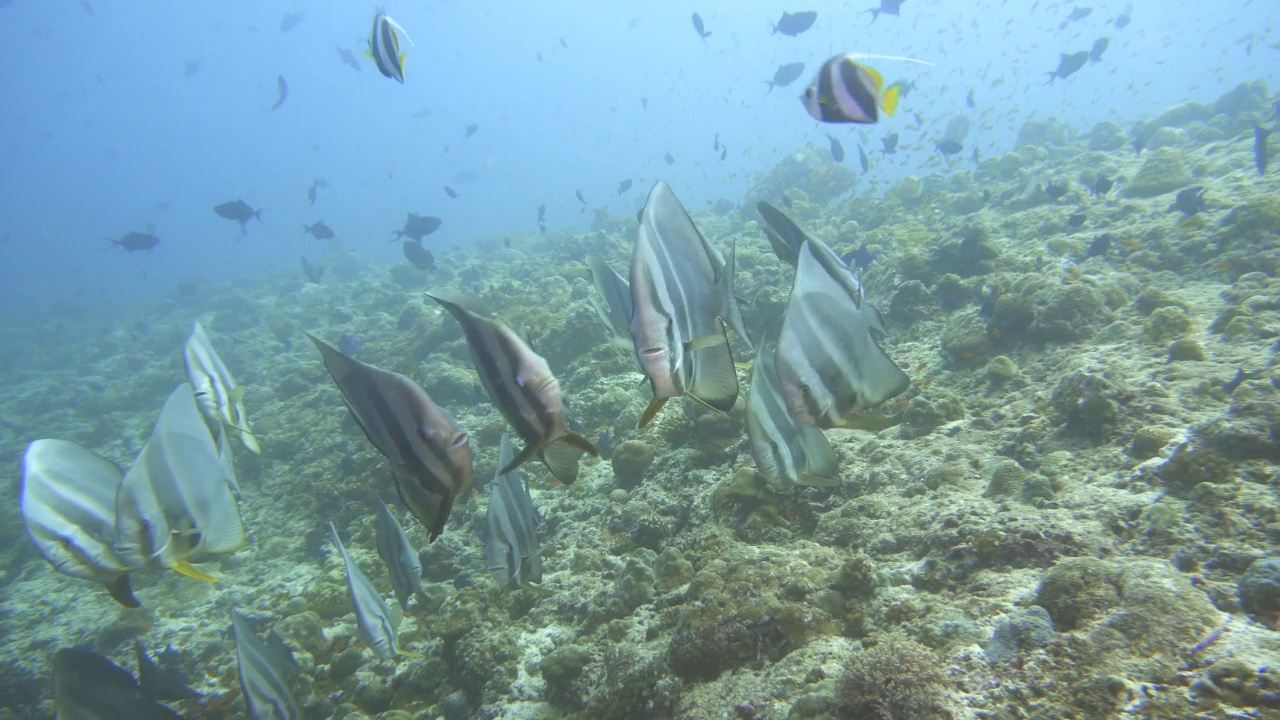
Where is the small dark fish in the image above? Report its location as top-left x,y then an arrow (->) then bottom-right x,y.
1114,4 -> 1131,28
575,189 -> 586,204
1254,123 -> 1271,175
858,143 -> 870,172
337,47 -> 361,72
465,123 -> 479,137
765,61 -> 805,93
1045,51 -> 1089,83
826,134 -> 844,162
618,179 -> 633,196
802,55 -> 899,123
1066,213 -> 1086,229
966,88 -> 976,108
713,133 -> 720,152
936,139 -> 963,156
1090,37 -> 1110,62
863,0 -> 906,26
444,186 -> 459,198
307,178 -> 325,206
1043,180 -> 1069,200
691,12 -> 711,41
773,10 -> 817,36
105,232 -> 160,252
53,645 -> 198,719
214,200 -> 265,234
184,59 -> 201,77
402,241 -> 436,270
79,0 -> 93,16
842,242 -> 877,269
301,220 -> 335,240
280,11 -> 304,32
881,132 -> 899,155
269,74 -> 288,111
300,256 -> 323,284
392,213 -> 441,241
559,37 -> 568,49
1169,186 -> 1206,216
1091,176 -> 1113,197
720,147 -> 728,161
597,431 -> 613,459
1085,234 -> 1112,258
537,204 -> 546,222
1067,6 -> 1092,21
664,152 -> 675,165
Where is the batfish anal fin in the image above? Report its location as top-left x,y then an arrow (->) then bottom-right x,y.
500,440 -> 542,476
539,432 -> 598,485
638,396 -> 668,428
106,574 -> 141,608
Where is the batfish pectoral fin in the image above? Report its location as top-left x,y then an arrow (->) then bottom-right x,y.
685,342 -> 739,414
539,432 -> 598,485
105,574 -> 141,608
397,648 -> 423,658
171,560 -> 219,582
796,471 -> 842,488
833,411 -> 903,432
638,396 -> 669,428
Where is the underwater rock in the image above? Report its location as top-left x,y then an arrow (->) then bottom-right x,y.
275,611 -> 329,656
541,644 -> 593,709
1195,379 -> 1280,461
329,646 -> 363,682
614,555 -> 657,611
610,439 -> 654,489
1222,194 -> 1280,237
1212,81 -> 1269,117
1036,557 -> 1122,631
1237,557 -> 1280,617
1157,442 -> 1234,494
889,175 -> 924,206
743,145 -> 856,208
984,458 -> 1027,498
1015,118 -> 1070,148
1098,561 -> 1220,656
941,312 -> 992,366
933,273 -> 969,311
1167,337 -> 1206,362
984,355 -> 1020,388
1143,306 -> 1193,343
901,396 -> 966,438
1027,283 -> 1110,343
888,280 -> 934,322
653,546 -> 693,590
832,634 -> 953,720
1050,371 -> 1124,441
1129,425 -> 1179,460
1087,121 -> 1128,151
1121,147 -> 1192,198
984,606 -> 1056,665
1144,126 -> 1191,151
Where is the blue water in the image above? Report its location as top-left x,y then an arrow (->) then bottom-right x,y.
0,0 -> 1273,312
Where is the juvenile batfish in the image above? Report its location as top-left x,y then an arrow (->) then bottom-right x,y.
586,256 -> 635,350
746,340 -> 839,488
309,335 -> 473,540
484,433 -> 543,589
629,181 -> 742,427
113,384 -> 247,581
374,496 -> 423,608
185,321 -> 260,453
21,439 -> 139,607
772,210 -> 909,429
428,292 -> 597,484
231,609 -> 300,720
328,522 -> 420,660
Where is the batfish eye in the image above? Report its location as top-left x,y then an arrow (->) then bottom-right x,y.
452,432 -> 469,448
800,383 -> 814,399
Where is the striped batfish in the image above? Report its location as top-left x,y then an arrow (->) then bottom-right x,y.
308,334 -> 473,540
184,320 -> 260,454
374,496 -> 423,608
586,256 -> 635,350
775,226 -> 910,429
629,180 -> 743,427
20,439 -> 140,607
484,433 -> 543,589
114,384 -> 247,582
756,201 -> 805,266
328,522 -> 421,660
428,292 -> 597,484
231,609 -> 301,720
746,339 -> 840,487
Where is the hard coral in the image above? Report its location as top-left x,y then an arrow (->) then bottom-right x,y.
832,634 -> 952,720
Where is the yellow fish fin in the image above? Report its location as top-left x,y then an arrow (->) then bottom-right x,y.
397,648 -> 424,658
172,560 -> 219,582
684,335 -> 726,353
862,64 -> 885,92
638,396 -> 668,428
880,83 -> 901,116
228,386 -> 246,404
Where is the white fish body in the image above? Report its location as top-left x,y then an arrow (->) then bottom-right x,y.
329,522 -> 418,661
374,497 -> 423,608
484,433 -> 543,589
20,438 -> 139,606
231,609 -> 301,720
184,320 -> 260,454
114,383 -> 246,580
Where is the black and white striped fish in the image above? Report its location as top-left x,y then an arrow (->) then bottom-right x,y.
374,496 -> 423,608
309,334 -> 473,540
369,13 -> 413,83
428,292 -> 597,484
185,320 -> 260,454
629,181 -> 744,427
21,438 -> 139,607
231,609 -> 300,720
484,433 -> 543,590
328,522 -> 421,661
775,224 -> 910,429
801,55 -> 900,124
746,340 -> 839,488
586,256 -> 634,349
